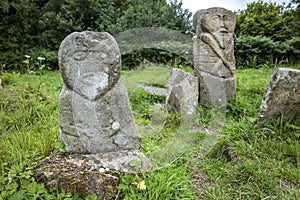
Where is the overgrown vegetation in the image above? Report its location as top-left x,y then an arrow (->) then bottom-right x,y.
0,64 -> 299,199
1,0 -> 299,70
0,0 -> 299,198
0,0 -> 192,70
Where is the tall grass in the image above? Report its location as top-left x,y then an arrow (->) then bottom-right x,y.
0,65 -> 299,199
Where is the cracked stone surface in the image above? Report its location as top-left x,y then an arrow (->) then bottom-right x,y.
259,68 -> 300,123
35,150 -> 151,199
166,68 -> 199,117
58,31 -> 141,153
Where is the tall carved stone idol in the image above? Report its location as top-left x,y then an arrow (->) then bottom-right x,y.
58,31 -> 141,153
193,7 -> 236,104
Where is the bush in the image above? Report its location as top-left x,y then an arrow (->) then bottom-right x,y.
235,36 -> 276,68
121,48 -> 192,70
0,49 -> 58,72
235,36 -> 300,69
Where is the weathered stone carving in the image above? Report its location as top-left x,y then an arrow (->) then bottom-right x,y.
166,68 -> 199,117
193,7 -> 236,104
259,68 -> 300,123
58,31 -> 141,153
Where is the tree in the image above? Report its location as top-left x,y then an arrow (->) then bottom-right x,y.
0,0 -> 43,51
111,0 -> 192,34
0,0 -> 193,70
291,0 -> 300,35
235,0 -> 297,41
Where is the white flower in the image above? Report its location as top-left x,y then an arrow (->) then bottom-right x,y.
37,57 -> 45,61
25,55 -> 30,58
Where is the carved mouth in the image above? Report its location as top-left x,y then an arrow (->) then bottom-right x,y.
219,28 -> 229,33
80,73 -> 97,85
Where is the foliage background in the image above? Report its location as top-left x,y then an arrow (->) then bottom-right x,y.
0,0 -> 299,71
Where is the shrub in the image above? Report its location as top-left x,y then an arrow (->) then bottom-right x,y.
235,36 -> 300,69
0,49 -> 58,72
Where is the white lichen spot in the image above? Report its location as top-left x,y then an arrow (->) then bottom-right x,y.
92,72 -> 108,90
112,122 -> 120,130
98,167 -> 105,173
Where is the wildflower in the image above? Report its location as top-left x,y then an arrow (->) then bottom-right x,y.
37,57 -> 45,61
133,180 -> 147,190
25,55 -> 30,58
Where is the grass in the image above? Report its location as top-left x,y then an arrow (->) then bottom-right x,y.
0,65 -> 299,199
122,64 -> 170,94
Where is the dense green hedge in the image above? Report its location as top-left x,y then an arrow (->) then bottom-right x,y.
1,36 -> 299,72
0,0 -> 299,71
235,36 -> 300,68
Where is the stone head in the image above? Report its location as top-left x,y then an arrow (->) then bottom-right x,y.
194,7 -> 236,36
59,31 -> 121,100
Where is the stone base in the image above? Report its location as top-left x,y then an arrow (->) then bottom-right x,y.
198,72 -> 236,104
34,150 -> 151,199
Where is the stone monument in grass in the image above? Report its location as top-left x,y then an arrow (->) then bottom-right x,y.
258,68 -> 300,123
193,7 -> 236,104
166,68 -> 199,117
35,31 -> 151,199
58,31 -> 141,153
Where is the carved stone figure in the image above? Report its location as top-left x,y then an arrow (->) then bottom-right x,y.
58,31 -> 141,153
193,7 -> 236,103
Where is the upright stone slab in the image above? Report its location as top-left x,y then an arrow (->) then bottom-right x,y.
166,68 -> 199,117
193,7 -> 236,104
259,68 -> 300,123
58,31 -> 141,153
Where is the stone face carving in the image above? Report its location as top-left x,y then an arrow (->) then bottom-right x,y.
259,68 -> 300,123
58,31 -> 141,153
193,7 -> 236,104
166,68 -> 199,117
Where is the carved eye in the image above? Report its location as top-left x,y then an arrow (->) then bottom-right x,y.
73,52 -> 87,61
223,15 -> 231,21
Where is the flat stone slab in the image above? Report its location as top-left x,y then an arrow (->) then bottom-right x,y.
35,150 -> 151,199
140,84 -> 167,96
259,68 -> 300,123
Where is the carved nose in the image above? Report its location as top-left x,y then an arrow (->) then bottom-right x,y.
220,20 -> 225,27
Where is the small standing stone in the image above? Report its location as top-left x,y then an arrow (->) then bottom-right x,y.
166,68 -> 199,117
258,68 -> 300,123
